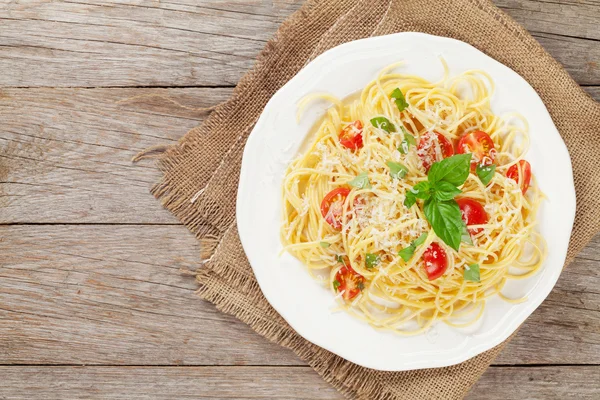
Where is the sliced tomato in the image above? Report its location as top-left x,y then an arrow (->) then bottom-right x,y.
417,132 -> 455,172
339,120 -> 363,150
457,197 -> 488,235
334,263 -> 365,301
423,242 -> 448,281
506,160 -> 532,194
320,188 -> 351,230
457,130 -> 496,172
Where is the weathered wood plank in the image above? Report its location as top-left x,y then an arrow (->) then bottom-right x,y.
466,366 -> 600,400
496,0 -> 600,41
0,224 -> 301,366
0,365 -> 598,399
0,87 -> 231,223
1,224 -> 599,365
0,0 -> 598,87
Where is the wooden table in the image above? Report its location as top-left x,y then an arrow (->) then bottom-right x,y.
1,1 -> 599,398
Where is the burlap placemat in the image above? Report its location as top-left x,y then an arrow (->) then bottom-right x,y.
150,0 -> 600,398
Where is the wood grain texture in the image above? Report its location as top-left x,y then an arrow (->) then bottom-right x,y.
0,0 -> 599,87
0,366 -> 598,400
1,224 -> 599,366
0,87 -> 230,223
0,224 -> 301,366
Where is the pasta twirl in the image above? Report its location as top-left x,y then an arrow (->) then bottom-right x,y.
281,62 -> 546,335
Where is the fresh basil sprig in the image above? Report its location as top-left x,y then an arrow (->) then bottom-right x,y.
391,88 -> 409,112
404,154 -> 472,251
398,232 -> 428,262
370,116 -> 396,133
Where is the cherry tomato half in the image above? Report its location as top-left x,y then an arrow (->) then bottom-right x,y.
320,188 -> 351,230
423,242 -> 448,281
506,160 -> 532,194
457,130 -> 496,172
457,197 -> 488,235
417,132 -> 455,172
334,263 -> 365,301
339,120 -> 364,151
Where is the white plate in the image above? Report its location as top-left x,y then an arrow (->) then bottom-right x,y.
236,33 -> 575,371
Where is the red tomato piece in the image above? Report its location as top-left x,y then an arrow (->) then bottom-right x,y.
423,242 -> 448,281
417,132 -> 455,172
457,197 -> 488,235
457,130 -> 497,172
506,160 -> 532,194
334,263 -> 365,301
339,120 -> 364,150
320,188 -> 351,230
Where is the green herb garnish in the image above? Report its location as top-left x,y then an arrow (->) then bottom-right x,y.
365,253 -> 380,269
404,154 -> 472,251
386,161 -> 408,180
398,232 -> 428,262
319,241 -> 330,248
391,88 -> 409,112
370,116 -> 396,133
464,263 -> 480,282
333,280 -> 341,291
348,172 -> 372,189
398,127 -> 416,154
461,222 -> 473,245
476,164 -> 496,186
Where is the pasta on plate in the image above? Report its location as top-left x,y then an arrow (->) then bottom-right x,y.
281,62 -> 546,335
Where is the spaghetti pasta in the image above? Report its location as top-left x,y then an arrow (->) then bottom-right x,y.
281,62 -> 546,335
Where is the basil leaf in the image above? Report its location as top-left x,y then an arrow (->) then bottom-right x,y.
386,161 -> 408,180
398,244 -> 416,262
404,181 -> 432,208
370,116 -> 396,133
433,181 -> 462,201
476,163 -> 496,186
333,279 -> 341,290
404,192 -> 417,208
365,253 -> 379,268
461,222 -> 473,245
357,281 -> 365,291
391,88 -> 409,112
413,232 -> 428,246
398,140 -> 409,155
336,255 -> 344,263
399,233 -> 428,261
349,172 -> 371,189
428,153 -> 472,187
424,198 -> 463,251
413,181 -> 432,198
402,127 -> 417,146
398,127 -> 416,154
319,241 -> 330,248
464,263 -> 480,282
